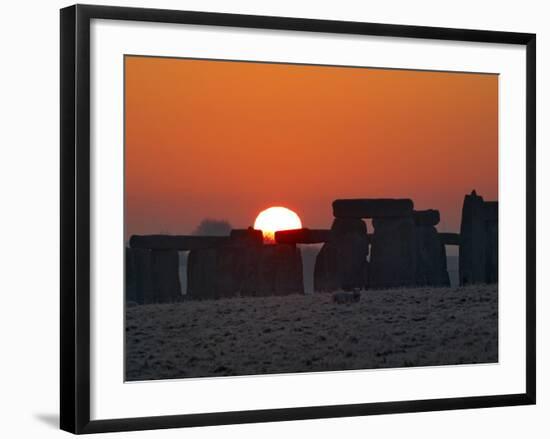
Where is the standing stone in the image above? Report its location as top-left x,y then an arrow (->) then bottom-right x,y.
459,190 -> 488,285
128,248 -> 154,304
314,218 -> 369,292
188,228 -> 304,299
369,217 -> 417,288
255,244 -> 304,296
151,250 -> 182,303
126,248 -> 181,304
485,221 -> 498,284
222,228 -> 263,297
125,247 -> 138,303
414,211 -> 450,287
187,248 -> 219,300
484,202 -> 498,284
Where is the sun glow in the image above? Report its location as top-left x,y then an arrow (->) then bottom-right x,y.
253,207 -> 302,244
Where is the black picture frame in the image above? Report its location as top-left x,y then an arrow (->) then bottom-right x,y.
60,4 -> 536,434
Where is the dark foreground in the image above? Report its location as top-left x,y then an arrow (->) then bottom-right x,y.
125,284 -> 497,381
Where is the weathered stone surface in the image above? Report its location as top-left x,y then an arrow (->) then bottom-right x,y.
314,218 -> 369,292
413,209 -> 440,226
129,234 -> 229,251
369,217 -> 417,288
439,233 -> 461,246
415,226 -> 450,287
275,228 -> 331,244
332,198 -> 414,219
459,191 -> 498,285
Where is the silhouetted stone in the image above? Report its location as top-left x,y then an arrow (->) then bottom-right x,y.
254,244 -> 304,296
484,202 -> 498,284
415,225 -> 450,286
484,202 -> 498,221
186,229 -> 260,299
130,234 -> 229,251
439,233 -> 461,246
126,248 -> 154,304
413,209 -> 440,226
370,217 -> 417,288
187,248 -> 219,300
459,191 -> 498,285
275,228 -> 331,244
151,250 -> 182,303
230,228 -> 264,244
187,228 -> 303,299
332,290 -> 361,304
314,218 -> 368,292
125,247 -> 138,303
485,220 -> 498,284
459,191 -> 486,285
224,228 -> 264,297
332,198 -> 414,219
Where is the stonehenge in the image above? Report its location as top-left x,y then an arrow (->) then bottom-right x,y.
127,228 -> 303,303
125,191 -> 498,304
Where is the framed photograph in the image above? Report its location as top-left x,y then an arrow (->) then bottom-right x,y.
60,4 -> 536,434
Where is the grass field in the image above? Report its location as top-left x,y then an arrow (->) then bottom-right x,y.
125,284 -> 497,381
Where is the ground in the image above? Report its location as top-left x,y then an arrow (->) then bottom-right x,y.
125,284 -> 497,381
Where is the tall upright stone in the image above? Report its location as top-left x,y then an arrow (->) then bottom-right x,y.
222,228 -> 263,297
459,190 -> 488,285
187,248 -> 219,300
413,210 -> 450,287
484,202 -> 498,284
126,248 -> 155,304
150,250 -> 182,303
187,228 -> 263,300
314,218 -> 369,292
255,244 -> 304,296
459,191 -> 498,285
369,217 -> 417,288
125,247 -> 138,303
187,228 -> 304,299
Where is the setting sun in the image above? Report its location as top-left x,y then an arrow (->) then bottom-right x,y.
253,207 -> 302,244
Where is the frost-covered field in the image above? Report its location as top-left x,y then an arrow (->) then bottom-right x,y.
125,285 -> 497,381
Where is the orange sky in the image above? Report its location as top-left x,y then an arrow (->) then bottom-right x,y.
125,56 -> 498,238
